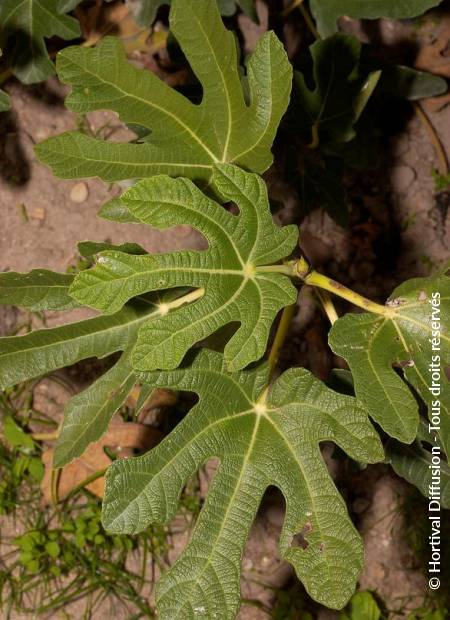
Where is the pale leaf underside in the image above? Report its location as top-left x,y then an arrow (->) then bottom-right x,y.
329,271 -> 450,451
0,294 -> 177,467
35,0 -> 292,185
69,164 -> 299,372
0,269 -> 77,311
102,349 -> 384,617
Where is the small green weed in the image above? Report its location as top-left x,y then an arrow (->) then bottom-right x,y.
0,380 -> 199,619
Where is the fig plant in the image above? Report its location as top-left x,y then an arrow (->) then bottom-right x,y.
1,0 -> 449,618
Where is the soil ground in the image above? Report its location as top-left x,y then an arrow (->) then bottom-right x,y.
1,2 -> 450,619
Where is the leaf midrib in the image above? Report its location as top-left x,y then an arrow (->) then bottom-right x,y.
106,407 -> 256,529
263,412 -> 333,580
189,7 -> 233,163
162,414 -> 262,616
0,311 -> 153,360
140,276 -> 251,358
64,56 -> 220,164
76,266 -> 254,293
232,36 -> 275,163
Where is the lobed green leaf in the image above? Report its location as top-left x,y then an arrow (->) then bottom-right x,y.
35,0 -> 291,186
53,349 -> 136,468
69,164 -> 299,371
0,291 -> 189,467
329,269 -> 450,451
0,300 -> 152,391
102,349 -> 384,616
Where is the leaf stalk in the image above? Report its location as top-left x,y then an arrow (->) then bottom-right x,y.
315,289 -> 339,324
258,257 -> 394,317
295,257 -> 395,317
267,303 -> 297,380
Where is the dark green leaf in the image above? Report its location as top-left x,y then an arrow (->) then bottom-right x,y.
310,0 -> 442,38
127,0 -> 257,26
293,34 -> 380,146
297,157 -> 348,226
54,350 -> 136,467
0,0 -> 80,84
386,421 -> 450,508
0,300 -> 154,390
0,290 -> 192,466
77,241 -> 147,261
378,65 -> 447,101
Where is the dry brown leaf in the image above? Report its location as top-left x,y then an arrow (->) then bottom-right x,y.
41,421 -> 162,503
80,2 -> 157,54
127,386 -> 178,410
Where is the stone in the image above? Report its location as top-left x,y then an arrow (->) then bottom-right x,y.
70,182 -> 89,203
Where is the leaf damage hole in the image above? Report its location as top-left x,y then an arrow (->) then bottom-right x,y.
398,359 -> 415,369
291,520 -> 313,550
418,290 -> 427,301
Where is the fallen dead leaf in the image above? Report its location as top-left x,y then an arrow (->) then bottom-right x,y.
41,421 -> 163,503
127,386 -> 178,410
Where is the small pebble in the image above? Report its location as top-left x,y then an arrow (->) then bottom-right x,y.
32,207 -> 45,220
70,182 -> 89,203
